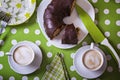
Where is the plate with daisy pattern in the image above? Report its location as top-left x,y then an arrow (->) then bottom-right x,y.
0,0 -> 36,25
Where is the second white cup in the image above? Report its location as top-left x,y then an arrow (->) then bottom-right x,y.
81,43 -> 105,71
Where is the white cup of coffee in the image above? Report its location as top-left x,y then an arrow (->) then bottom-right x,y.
7,45 -> 35,66
81,43 -> 104,71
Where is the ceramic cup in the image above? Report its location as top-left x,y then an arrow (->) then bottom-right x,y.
7,44 -> 35,66
81,43 -> 104,71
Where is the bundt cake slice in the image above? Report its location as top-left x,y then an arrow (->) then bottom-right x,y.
44,0 -> 75,39
62,24 -> 78,44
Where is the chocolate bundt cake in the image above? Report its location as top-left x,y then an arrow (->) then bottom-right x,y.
62,24 -> 78,44
44,0 -> 75,39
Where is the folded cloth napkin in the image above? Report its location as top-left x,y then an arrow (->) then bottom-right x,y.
41,53 -> 70,80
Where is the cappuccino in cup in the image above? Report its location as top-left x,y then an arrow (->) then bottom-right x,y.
74,43 -> 107,79
82,49 -> 103,71
13,45 -> 35,66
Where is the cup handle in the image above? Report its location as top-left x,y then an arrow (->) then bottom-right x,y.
90,42 -> 94,49
6,52 -> 12,56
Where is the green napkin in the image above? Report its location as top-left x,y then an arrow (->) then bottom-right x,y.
41,53 -> 69,80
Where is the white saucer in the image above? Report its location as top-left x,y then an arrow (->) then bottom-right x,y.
37,0 -> 95,49
73,45 -> 107,79
8,41 -> 42,75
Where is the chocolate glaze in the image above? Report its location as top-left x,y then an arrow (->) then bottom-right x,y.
62,24 -> 78,44
44,0 -> 75,39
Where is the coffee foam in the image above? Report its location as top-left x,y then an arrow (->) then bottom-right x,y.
13,46 -> 34,66
83,50 -> 102,70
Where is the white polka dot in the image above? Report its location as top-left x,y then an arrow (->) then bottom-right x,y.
95,8 -> 99,13
35,40 -> 41,46
0,64 -> 3,70
11,39 -> 17,45
117,43 -> 120,49
107,66 -> 113,72
47,52 -> 53,58
0,40 -> 4,45
82,42 -> 88,46
116,8 -> 120,14
0,75 -> 3,80
46,41 -> 52,47
11,28 -> 17,34
9,76 -> 15,80
35,29 -> 40,35
24,28 -> 29,34
71,77 -> 77,80
92,0 -> 98,3
0,51 -> 4,57
70,65 -> 75,71
34,77 -> 40,80
83,78 -> 88,80
117,31 -> 120,37
104,31 -> 110,37
70,53 -> 75,59
116,20 -> 120,26
115,0 -> 120,3
22,76 -> 28,80
104,9 -> 109,14
104,0 -> 110,3
106,55 -> 112,61
105,19 -> 110,25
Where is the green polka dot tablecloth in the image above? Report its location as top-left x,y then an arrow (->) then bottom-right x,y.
0,0 -> 120,80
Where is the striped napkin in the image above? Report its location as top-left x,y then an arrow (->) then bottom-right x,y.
41,53 -> 70,80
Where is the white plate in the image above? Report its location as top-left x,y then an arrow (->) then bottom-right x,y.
74,45 -> 107,79
8,41 -> 42,75
37,0 -> 95,49
0,0 -> 36,25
